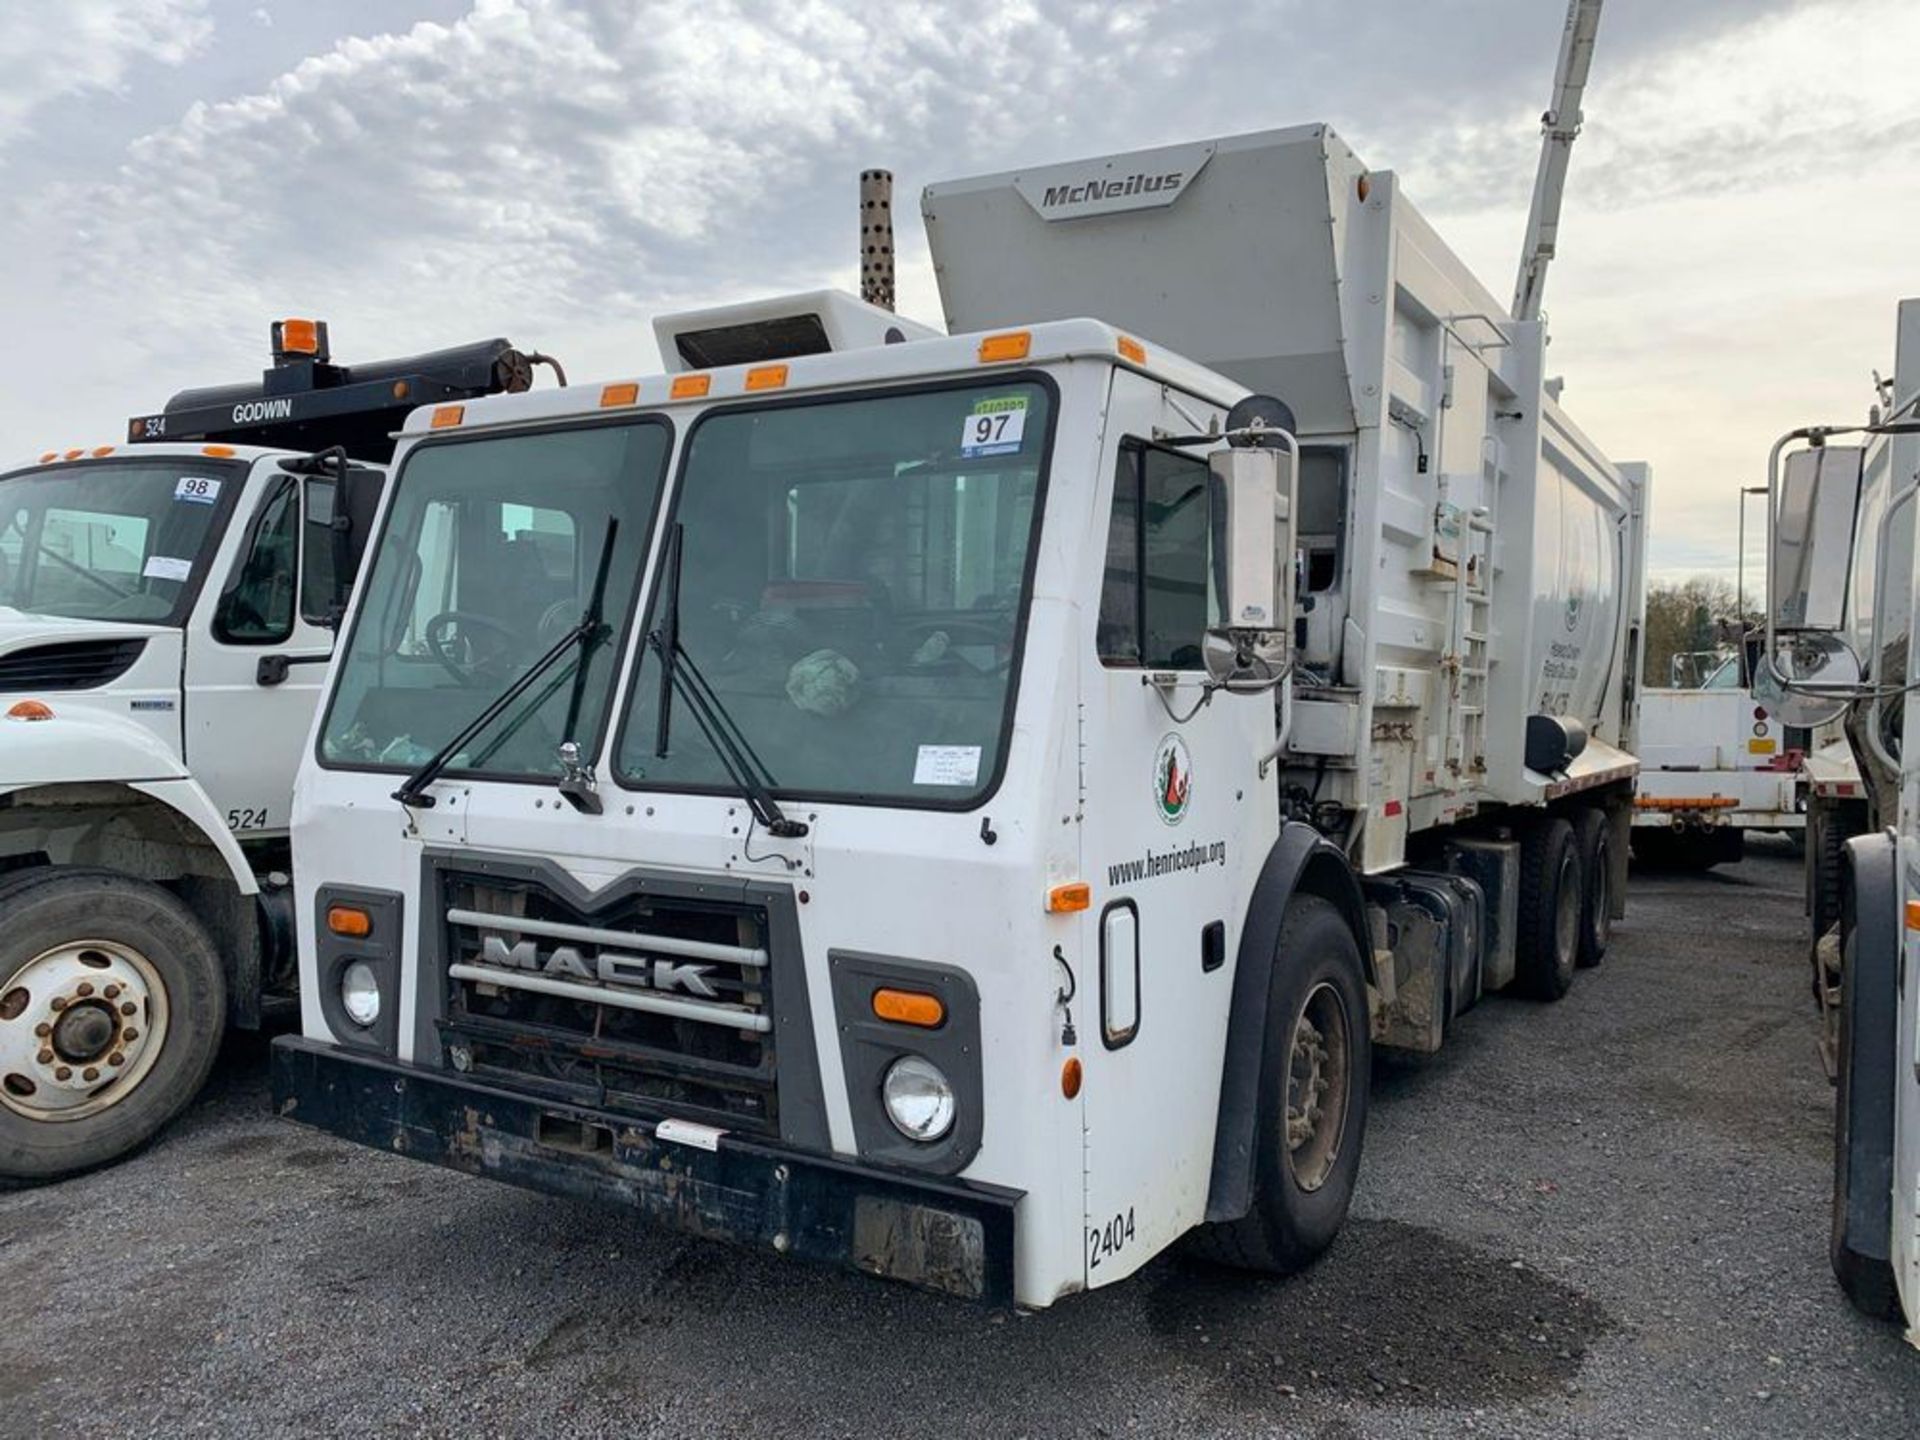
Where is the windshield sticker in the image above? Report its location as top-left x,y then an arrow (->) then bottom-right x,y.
914,744 -> 982,786
173,476 -> 223,505
959,396 -> 1029,459
141,555 -> 192,583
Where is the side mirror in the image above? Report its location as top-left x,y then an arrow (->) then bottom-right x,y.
1768,444 -> 1862,631
1205,434 -> 1295,686
320,466 -> 388,626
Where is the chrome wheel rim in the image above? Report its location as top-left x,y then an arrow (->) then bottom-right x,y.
0,941 -> 169,1122
1555,852 -> 1581,971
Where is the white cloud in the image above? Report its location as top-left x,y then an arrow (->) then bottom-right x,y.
0,0 -> 212,145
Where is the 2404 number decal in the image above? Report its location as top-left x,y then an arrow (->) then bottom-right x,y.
1086,1207 -> 1137,1270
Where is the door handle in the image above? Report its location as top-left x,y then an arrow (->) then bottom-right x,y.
256,653 -> 331,687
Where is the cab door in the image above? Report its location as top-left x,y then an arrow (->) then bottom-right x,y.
183,467 -> 340,839
1073,370 -> 1280,1285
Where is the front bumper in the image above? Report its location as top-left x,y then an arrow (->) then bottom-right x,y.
269,1037 -> 1021,1304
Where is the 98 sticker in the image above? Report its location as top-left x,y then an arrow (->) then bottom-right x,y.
174,476 -> 223,505
959,396 -> 1028,458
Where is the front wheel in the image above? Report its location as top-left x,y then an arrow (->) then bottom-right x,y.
0,870 -> 226,1181
1188,895 -> 1370,1273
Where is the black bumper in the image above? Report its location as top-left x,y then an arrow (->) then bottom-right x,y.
269,1037 -> 1021,1304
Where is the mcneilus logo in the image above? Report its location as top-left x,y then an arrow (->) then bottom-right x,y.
1042,170 -> 1185,208
1154,733 -> 1193,825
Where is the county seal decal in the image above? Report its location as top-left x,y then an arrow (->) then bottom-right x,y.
1154,733 -> 1192,825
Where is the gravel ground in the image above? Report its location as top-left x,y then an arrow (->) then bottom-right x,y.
3,837 -> 1918,1438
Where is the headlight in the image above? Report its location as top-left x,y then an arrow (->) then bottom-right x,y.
881,1055 -> 955,1142
340,960 -> 381,1028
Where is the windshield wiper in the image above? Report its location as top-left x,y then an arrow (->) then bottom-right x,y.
393,520 -> 620,811
648,524 -> 808,839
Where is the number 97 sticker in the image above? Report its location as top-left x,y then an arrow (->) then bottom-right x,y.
959,397 -> 1028,459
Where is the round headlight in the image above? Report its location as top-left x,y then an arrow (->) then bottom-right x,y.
881,1055 -> 955,1142
340,960 -> 381,1028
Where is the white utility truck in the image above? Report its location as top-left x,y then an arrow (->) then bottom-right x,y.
0,322 -> 554,1179
1632,645 -> 1810,869
1755,298 -> 1920,1328
271,118 -> 1647,1308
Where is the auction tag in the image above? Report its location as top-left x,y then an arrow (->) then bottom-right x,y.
174,475 -> 222,505
914,744 -> 982,786
142,555 -> 193,582
959,396 -> 1028,458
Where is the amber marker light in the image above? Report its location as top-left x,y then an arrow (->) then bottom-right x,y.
1061,1057 -> 1083,1099
1047,882 -> 1091,914
600,382 -> 640,408
872,987 -> 946,1028
38,451 -> 56,463
326,905 -> 372,938
430,406 -> 465,429
1906,901 -> 1920,932
671,374 -> 712,400
6,700 -> 54,722
745,364 -> 789,392
977,331 -> 1031,364
63,449 -> 85,460
277,318 -> 321,355
1116,335 -> 1147,364
202,445 -> 237,457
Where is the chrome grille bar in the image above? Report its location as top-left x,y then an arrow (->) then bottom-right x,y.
447,963 -> 772,1033
446,907 -> 768,967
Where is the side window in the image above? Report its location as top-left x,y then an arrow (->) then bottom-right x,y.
301,478 -> 338,625
216,478 -> 297,644
1097,439 -> 1215,669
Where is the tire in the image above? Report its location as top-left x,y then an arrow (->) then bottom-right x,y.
1514,817 -> 1582,1001
0,869 -> 227,1181
1188,896 -> 1370,1273
1810,800 -> 1849,939
1832,927 -> 1902,1320
1571,807 -> 1613,970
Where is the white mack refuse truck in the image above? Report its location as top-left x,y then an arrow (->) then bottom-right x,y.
0,321 -> 558,1179
270,121 -> 1648,1308
1755,298 -> 1920,1329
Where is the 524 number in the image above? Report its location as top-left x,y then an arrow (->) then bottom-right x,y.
1086,1206 -> 1137,1270
226,807 -> 270,831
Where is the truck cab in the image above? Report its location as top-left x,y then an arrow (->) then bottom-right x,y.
0,323 -> 553,1180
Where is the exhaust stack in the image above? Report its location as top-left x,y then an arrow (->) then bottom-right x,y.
860,169 -> 896,312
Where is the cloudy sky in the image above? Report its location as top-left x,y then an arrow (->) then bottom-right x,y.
1,0 -> 1912,581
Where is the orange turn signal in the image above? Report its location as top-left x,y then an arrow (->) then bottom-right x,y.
326,905 -> 372,939
430,406 -> 464,430
872,987 -> 945,1028
1047,882 -> 1091,914
977,331 -> 1031,364
670,374 -> 711,400
600,382 -> 640,408
1061,1056 -> 1083,1099
6,700 -> 54,722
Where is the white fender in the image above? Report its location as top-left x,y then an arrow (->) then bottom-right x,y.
0,710 -> 259,896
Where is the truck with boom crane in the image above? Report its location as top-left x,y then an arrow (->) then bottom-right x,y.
0,323 -> 557,1179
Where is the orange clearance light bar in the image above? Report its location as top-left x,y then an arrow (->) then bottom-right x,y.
745,364 -> 789,392
977,331 -> 1031,364
278,318 -> 321,355
1047,882 -> 1091,914
201,444 -> 237,458
872,987 -> 945,1028
430,405 -> 465,429
1116,335 -> 1147,364
671,374 -> 712,400
326,905 -> 372,938
6,700 -> 54,722
599,382 -> 640,408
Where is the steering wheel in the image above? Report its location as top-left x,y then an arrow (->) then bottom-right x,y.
424,610 -> 524,685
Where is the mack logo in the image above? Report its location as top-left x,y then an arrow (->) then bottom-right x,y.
231,398 -> 295,425
1041,170 -> 1185,208
477,934 -> 719,999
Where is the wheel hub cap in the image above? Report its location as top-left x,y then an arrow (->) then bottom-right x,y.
0,942 -> 169,1121
1284,981 -> 1352,1194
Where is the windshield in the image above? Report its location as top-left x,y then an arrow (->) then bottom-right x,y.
0,460 -> 243,625
318,420 -> 671,779
615,379 -> 1053,807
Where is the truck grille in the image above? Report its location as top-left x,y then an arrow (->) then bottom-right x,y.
436,874 -> 779,1133
0,638 -> 146,691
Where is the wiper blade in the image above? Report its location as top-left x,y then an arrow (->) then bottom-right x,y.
648,524 -> 807,839
393,520 -> 619,810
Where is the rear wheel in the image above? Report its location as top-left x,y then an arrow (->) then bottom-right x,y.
0,870 -> 226,1181
1188,896 -> 1370,1273
1571,807 -> 1613,969
1514,818 -> 1582,1001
